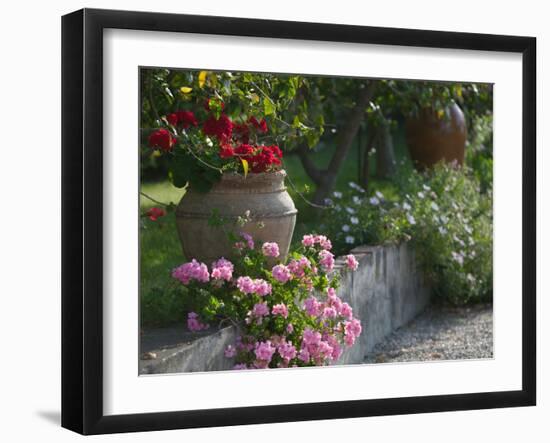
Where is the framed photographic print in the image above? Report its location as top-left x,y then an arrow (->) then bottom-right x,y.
61,8 -> 536,435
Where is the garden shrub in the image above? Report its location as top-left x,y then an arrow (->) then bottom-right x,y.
323,163 -> 493,304
172,226 -> 362,369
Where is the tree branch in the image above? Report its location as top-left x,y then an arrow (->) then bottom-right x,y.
296,145 -> 323,186
312,81 -> 377,203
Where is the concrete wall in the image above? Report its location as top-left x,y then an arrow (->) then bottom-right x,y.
140,242 -> 430,375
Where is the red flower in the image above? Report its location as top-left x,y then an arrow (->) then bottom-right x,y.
167,111 -> 198,129
233,123 -> 250,144
166,113 -> 179,127
219,144 -> 235,159
234,143 -> 254,157
249,116 -> 268,134
202,114 -> 233,143
148,128 -> 177,152
267,145 -> 283,158
146,207 -> 166,221
254,146 -> 283,172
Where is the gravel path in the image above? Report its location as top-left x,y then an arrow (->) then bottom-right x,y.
364,304 -> 493,363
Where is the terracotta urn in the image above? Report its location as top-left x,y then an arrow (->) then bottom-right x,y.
405,103 -> 467,170
175,170 -> 297,264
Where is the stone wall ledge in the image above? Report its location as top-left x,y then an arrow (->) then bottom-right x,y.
140,242 -> 430,374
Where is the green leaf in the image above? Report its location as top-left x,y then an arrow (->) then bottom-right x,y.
263,98 -> 276,116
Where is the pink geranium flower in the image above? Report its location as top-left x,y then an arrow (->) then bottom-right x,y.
346,254 -> 359,271
261,242 -> 280,258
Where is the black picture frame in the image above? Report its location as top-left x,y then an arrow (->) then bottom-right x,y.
61,8 -> 536,435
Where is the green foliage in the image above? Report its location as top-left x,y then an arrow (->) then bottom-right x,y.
465,113 -> 493,192
370,79 -> 492,120
139,212 -> 188,327
323,163 -> 493,304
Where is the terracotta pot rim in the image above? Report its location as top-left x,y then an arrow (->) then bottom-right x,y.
219,169 -> 286,183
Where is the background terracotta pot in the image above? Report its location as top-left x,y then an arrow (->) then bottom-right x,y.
405,103 -> 467,170
175,170 -> 297,264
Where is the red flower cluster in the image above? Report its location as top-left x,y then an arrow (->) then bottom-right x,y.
148,128 -> 177,152
232,116 -> 268,144
146,207 -> 166,221
167,110 -> 198,129
148,97 -> 282,175
232,144 -> 283,173
249,116 -> 268,134
202,114 -> 233,144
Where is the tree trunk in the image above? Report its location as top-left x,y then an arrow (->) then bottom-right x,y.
375,119 -> 397,179
310,82 -> 376,204
360,129 -> 375,190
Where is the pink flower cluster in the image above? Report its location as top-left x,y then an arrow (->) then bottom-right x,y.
246,302 -> 270,325
261,242 -> 280,258
301,234 -> 332,250
343,318 -> 362,346
271,264 -> 292,283
172,259 -> 210,285
288,256 -> 313,279
224,345 -> 237,358
176,232 -> 363,370
247,337 -> 298,368
303,287 -> 354,323
298,327 -> 342,364
271,303 -> 289,318
236,276 -> 272,296
211,257 -> 234,281
254,341 -> 276,362
187,312 -> 209,332
346,254 -> 359,271
318,250 -> 335,272
235,232 -> 255,250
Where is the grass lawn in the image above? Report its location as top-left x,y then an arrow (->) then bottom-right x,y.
140,127 -> 410,327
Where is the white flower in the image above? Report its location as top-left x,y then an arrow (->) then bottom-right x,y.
324,198 -> 334,206
333,191 -> 343,199
451,251 -> 464,266
352,196 -> 363,205
345,236 -> 355,244
417,192 -> 425,199
403,202 -> 412,211
438,226 -> 448,235
349,182 -> 366,193
440,215 -> 449,224
205,137 -> 214,147
423,184 -> 431,191
369,196 -> 380,206
345,206 -> 356,215
464,224 -> 473,234
350,216 -> 359,225
431,202 -> 439,211
375,190 -> 384,200
334,205 -> 342,212
453,235 -> 466,247
467,273 -> 476,283
406,213 -> 416,225
342,224 -> 350,232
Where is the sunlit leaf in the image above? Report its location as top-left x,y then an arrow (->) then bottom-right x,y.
263,98 -> 276,116
180,86 -> 193,94
198,71 -> 208,88
241,158 -> 249,178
